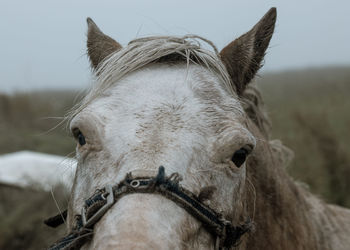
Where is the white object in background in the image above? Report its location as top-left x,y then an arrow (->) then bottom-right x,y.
0,151 -> 76,191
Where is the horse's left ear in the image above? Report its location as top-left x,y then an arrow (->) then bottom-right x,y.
86,18 -> 122,70
220,8 -> 276,95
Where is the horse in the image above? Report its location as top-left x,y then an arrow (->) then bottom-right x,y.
48,8 -> 350,250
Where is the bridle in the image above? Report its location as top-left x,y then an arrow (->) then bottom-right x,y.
45,166 -> 251,250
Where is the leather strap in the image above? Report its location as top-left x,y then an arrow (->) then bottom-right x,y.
46,166 -> 251,249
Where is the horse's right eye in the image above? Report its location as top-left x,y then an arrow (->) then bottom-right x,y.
77,131 -> 86,146
73,129 -> 86,146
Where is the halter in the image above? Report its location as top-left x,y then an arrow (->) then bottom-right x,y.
45,166 -> 251,250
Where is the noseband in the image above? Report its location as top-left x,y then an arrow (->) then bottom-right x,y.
46,166 -> 251,250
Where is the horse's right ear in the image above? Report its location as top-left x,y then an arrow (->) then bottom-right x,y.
86,18 -> 122,70
220,8 -> 276,95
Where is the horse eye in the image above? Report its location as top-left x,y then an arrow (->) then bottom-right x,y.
77,132 -> 86,146
74,130 -> 86,146
231,148 -> 248,168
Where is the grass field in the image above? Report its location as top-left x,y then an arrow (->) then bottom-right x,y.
258,66 -> 350,207
0,66 -> 349,249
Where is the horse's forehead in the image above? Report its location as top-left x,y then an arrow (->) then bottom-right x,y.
77,64 -> 245,162
78,64 -> 246,154
90,64 -> 240,116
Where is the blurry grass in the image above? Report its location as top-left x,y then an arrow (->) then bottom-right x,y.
0,183 -> 68,249
257,66 -> 350,207
0,91 -> 76,250
0,91 -> 77,249
0,90 -> 78,156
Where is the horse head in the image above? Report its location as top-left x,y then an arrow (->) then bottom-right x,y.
66,8 -> 276,249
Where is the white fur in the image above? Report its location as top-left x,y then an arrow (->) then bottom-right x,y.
70,63 -> 255,249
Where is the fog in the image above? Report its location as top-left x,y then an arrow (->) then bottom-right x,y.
0,0 -> 349,92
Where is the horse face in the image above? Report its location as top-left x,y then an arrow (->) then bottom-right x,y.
68,8 -> 275,249
69,64 -> 255,249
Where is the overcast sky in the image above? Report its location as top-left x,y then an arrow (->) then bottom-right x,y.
0,0 -> 349,93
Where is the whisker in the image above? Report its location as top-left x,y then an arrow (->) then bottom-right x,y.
50,188 -> 66,225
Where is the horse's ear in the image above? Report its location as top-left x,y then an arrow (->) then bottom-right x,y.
86,18 -> 122,70
220,8 -> 276,95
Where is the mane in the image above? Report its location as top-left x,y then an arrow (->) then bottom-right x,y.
67,35 -> 270,138
241,83 -> 271,138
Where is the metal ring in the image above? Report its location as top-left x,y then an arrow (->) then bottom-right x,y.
130,180 -> 140,188
101,193 -> 107,200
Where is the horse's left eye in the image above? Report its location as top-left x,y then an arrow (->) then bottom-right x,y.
231,148 -> 248,168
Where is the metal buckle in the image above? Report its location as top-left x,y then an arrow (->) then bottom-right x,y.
81,185 -> 114,228
130,180 -> 140,188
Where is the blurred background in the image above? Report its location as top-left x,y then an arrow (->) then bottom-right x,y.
0,0 -> 349,249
